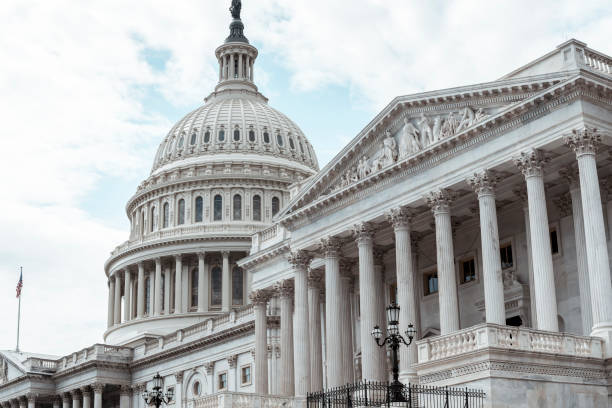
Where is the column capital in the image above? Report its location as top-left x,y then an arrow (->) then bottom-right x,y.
274,279 -> 294,298
467,169 -> 499,198
25,394 -> 36,403
79,387 -> 91,396
204,362 -> 214,375
174,254 -> 183,262
175,371 -> 184,383
513,148 -> 549,178
197,251 -> 206,260
558,166 -> 580,189
154,257 -> 161,265
426,189 -> 455,214
512,184 -> 528,206
373,247 -> 385,266
554,193 -> 572,217
249,289 -> 272,305
319,236 -> 342,257
69,390 -> 80,399
62,394 -> 71,404
222,250 -> 230,258
287,250 -> 312,269
119,386 -> 131,397
386,207 -> 412,230
90,383 -> 105,394
307,270 -> 323,288
564,127 -> 601,157
339,259 -> 355,280
352,222 -> 375,244
227,355 -> 237,368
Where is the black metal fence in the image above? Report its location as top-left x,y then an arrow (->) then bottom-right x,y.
307,381 -> 486,407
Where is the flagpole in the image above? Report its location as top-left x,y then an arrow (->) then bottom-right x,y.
16,266 -> 22,353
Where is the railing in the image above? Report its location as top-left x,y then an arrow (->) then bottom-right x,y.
417,323 -> 604,364
194,392 -> 293,408
307,381 -> 485,407
583,49 -> 612,75
260,225 -> 278,242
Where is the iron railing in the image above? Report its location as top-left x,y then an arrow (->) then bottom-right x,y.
307,381 -> 485,407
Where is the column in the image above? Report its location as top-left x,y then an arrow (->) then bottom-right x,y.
250,59 -> 254,81
514,186 -> 538,327
62,395 -> 70,408
205,363 -> 215,395
320,236 -> 345,386
108,278 -> 115,327
91,384 -> 103,408
80,388 -> 91,408
249,290 -> 270,395
339,261 -> 355,384
71,391 -> 81,408
222,251 -> 231,312
148,270 -> 155,315
114,273 -> 122,325
119,386 -> 129,408
228,356 -> 237,391
559,168 -> 593,335
154,258 -> 162,316
137,262 -> 145,318
26,394 -> 35,408
353,223 -> 385,381
276,280 -> 294,396
53,398 -> 60,408
238,54 -> 243,78
164,266 -> 171,314
123,269 -> 131,322
373,249 -> 388,378
387,207 -> 418,381
565,129 -> 612,347
468,170 -> 506,325
514,149 -> 559,331
174,255 -> 183,314
307,271 -> 323,392
229,54 -> 235,78
174,372 -> 183,408
288,251 -> 311,398
426,189 -> 460,334
319,289 -> 327,389
198,252 -> 208,312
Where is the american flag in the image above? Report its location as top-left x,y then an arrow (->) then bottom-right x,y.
16,271 -> 23,298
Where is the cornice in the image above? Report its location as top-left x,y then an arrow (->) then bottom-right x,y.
52,361 -> 130,381
237,240 -> 291,270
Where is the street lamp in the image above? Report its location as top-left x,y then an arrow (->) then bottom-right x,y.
371,302 -> 417,402
142,373 -> 174,408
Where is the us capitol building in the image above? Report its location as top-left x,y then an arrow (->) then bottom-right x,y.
2,2 -> 612,407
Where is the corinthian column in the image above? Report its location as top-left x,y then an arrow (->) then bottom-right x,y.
91,384 -> 104,408
80,388 -> 91,408
137,262 -> 145,318
123,269 -> 131,322
154,258 -> 162,316
353,223 -> 385,381
468,170 -> 506,325
565,129 -> 612,348
514,186 -> 537,328
320,236 -> 345,386
276,279 -> 294,396
288,251 -> 311,399
198,252 -> 208,312
174,255 -> 183,314
386,207 -> 418,381
108,278 -> 115,327
339,260 -> 355,384
113,272 -> 122,325
222,251 -> 230,312
559,167 -> 593,335
250,290 -> 271,395
307,271 -> 323,392
513,149 -> 558,331
426,189 -> 459,334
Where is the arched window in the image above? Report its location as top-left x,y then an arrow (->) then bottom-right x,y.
272,197 -> 280,216
163,202 -> 169,228
252,195 -> 261,221
191,269 -> 198,308
150,206 -> 156,232
232,266 -> 244,305
299,140 -> 304,153
233,129 -> 240,141
204,131 -> 211,143
289,137 -> 295,150
190,131 -> 197,145
233,194 -> 242,220
178,134 -> 185,149
263,132 -> 270,143
177,199 -> 185,225
140,210 -> 145,236
214,194 -> 223,221
145,277 -> 151,315
276,133 -> 283,146
248,130 -> 255,142
211,266 -> 222,306
218,129 -> 225,142
195,196 -> 203,222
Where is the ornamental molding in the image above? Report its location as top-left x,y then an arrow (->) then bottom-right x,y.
426,189 -> 456,214
248,289 -> 272,305
513,148 -> 550,178
319,236 -> 343,257
466,169 -> 499,198
237,241 -> 290,270
279,75 -> 612,230
274,279 -> 294,298
564,127 -> 604,157
287,250 -> 312,270
386,207 -> 413,230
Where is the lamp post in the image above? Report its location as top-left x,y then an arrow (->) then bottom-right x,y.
142,373 -> 174,408
371,302 -> 417,402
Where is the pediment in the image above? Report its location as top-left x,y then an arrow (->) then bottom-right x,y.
0,352 -> 25,385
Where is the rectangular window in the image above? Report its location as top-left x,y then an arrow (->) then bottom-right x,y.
424,271 -> 438,296
461,258 -> 476,284
500,243 -> 513,269
550,228 -> 559,254
241,365 -> 252,386
218,372 -> 228,391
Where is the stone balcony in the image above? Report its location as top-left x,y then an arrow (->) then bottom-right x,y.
193,392 -> 293,408
22,344 -> 133,375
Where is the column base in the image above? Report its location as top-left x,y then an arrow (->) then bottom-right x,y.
590,323 -> 612,358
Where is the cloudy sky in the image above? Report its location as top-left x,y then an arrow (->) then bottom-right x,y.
0,0 -> 610,356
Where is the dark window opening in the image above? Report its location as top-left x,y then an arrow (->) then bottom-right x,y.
550,229 -> 559,254
500,244 -> 513,269
461,258 -> 476,283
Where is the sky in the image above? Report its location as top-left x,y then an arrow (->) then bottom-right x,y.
0,0 -> 610,357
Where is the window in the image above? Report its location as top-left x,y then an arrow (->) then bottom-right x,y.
460,258 -> 476,284
218,130 -> 225,142
161,274 -> 165,312
272,197 -> 280,216
204,131 -> 211,143
192,381 -> 201,396
233,129 -> 240,141
190,131 -> 197,145
240,365 -> 252,386
550,228 -> 559,254
191,269 -> 198,308
289,137 -> 295,149
150,206 -> 156,232
248,130 -> 255,142
299,141 -> 304,153
233,194 -> 242,220
424,271 -> 438,296
177,199 -> 185,225
145,277 -> 151,315
252,195 -> 262,221
195,196 -> 203,222
263,131 -> 270,143
500,243 -> 513,269
218,372 -> 228,391
276,133 -> 284,146
211,266 -> 222,306
178,135 -> 184,149
214,195 -> 223,221
232,266 -> 243,305
163,202 -> 169,228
